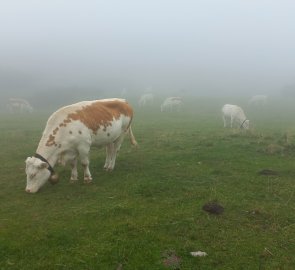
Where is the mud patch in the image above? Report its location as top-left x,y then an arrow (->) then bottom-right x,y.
202,201 -> 224,215
258,169 -> 278,176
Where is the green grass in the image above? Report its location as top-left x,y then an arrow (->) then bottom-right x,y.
1,97 -> 295,269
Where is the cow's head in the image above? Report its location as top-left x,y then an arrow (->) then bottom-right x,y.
25,156 -> 57,193
242,120 -> 250,129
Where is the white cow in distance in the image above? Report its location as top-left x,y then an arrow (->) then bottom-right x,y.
222,104 -> 250,129
249,95 -> 268,106
8,98 -> 33,113
25,98 -> 137,193
160,97 -> 183,112
138,93 -> 154,107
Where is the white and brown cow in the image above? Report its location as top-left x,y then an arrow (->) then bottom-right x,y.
25,98 -> 137,193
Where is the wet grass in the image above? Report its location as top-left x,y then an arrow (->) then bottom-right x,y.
0,97 -> 295,269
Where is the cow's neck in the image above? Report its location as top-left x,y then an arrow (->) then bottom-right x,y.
36,143 -> 60,169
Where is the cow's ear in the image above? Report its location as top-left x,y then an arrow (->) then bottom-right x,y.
25,157 -> 32,164
39,162 -> 48,169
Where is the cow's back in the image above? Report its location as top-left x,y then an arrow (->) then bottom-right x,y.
222,104 -> 246,120
38,99 -> 133,150
222,104 -> 235,116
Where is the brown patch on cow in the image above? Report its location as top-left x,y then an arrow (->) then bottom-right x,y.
46,134 -> 56,146
53,127 -> 59,135
69,130 -> 73,134
64,119 -> 71,124
66,100 -> 133,133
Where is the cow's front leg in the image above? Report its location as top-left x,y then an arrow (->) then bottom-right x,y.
222,116 -> 226,127
230,116 -> 234,128
70,158 -> 78,182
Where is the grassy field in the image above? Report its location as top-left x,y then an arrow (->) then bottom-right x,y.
1,97 -> 295,269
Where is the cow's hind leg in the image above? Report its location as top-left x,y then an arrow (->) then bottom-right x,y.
108,134 -> 126,171
104,134 -> 125,171
70,157 -> 79,182
104,143 -> 114,171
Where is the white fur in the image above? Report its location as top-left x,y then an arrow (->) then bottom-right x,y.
222,104 -> 249,129
25,98 -> 137,193
249,95 -> 267,106
160,97 -> 183,112
138,93 -> 154,107
8,98 -> 33,113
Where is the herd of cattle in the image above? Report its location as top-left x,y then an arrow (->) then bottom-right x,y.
23,94 -> 267,193
7,94 -> 268,115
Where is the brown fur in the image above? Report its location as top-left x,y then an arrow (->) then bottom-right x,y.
46,134 -> 56,146
53,127 -> 59,135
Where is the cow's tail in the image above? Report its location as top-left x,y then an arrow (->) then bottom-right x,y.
128,126 -> 138,147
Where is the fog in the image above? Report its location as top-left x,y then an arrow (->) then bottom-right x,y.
1,0 -> 295,108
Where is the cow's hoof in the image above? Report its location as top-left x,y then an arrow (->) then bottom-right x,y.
84,180 -> 92,184
70,178 -> 78,183
84,178 -> 92,184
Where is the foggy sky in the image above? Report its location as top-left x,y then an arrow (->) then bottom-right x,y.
1,0 -> 295,97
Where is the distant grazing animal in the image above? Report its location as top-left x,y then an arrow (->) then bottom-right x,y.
25,98 -> 137,193
249,95 -> 267,106
8,98 -> 33,113
138,93 -> 154,107
160,97 -> 183,112
222,104 -> 249,129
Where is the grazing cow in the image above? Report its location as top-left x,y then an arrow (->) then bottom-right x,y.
222,104 -> 249,129
138,93 -> 154,107
8,98 -> 33,113
25,98 -> 137,193
160,97 -> 183,112
249,95 -> 267,106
